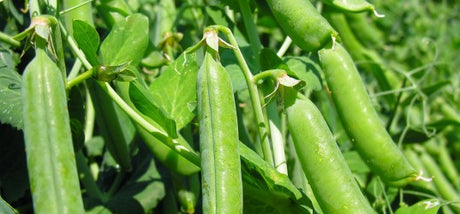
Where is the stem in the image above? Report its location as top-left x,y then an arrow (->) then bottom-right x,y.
276,36 -> 292,57
66,68 -> 93,90
237,0 -> 261,69
216,26 -> 274,166
84,87 -> 96,142
67,59 -> 83,80
0,32 -> 21,47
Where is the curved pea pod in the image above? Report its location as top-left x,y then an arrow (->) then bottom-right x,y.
22,45 -> 84,213
318,43 -> 417,186
266,0 -> 338,52
321,0 -> 376,13
197,51 -> 243,213
283,87 -> 375,214
63,0 -> 94,35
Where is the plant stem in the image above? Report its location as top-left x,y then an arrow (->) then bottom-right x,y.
277,36 -> 292,57
0,32 -> 21,47
216,26 -> 274,166
84,87 -> 96,142
66,68 -> 93,90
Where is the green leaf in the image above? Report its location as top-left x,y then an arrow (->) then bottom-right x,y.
100,13 -> 149,65
149,52 -> 199,130
0,60 -> 22,129
395,199 -> 441,214
284,56 -> 322,92
239,143 -> 302,200
130,81 -> 177,138
240,143 -> 315,213
73,20 -> 100,65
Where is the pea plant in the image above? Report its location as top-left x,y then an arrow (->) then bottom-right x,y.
0,0 -> 459,213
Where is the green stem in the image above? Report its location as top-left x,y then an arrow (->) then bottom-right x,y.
237,0 -> 261,69
276,36 -> 292,57
0,32 -> 21,47
66,68 -> 93,90
84,88 -> 96,142
216,25 -> 274,166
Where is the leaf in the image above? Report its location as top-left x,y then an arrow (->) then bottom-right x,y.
284,56 -> 323,92
0,60 -> 22,129
395,199 -> 441,214
73,20 -> 100,65
130,81 -> 177,138
149,52 -> 199,130
239,143 -> 302,200
240,143 -> 316,213
100,13 -> 149,66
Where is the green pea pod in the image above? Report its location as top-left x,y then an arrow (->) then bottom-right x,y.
198,51 -> 243,213
321,0 -> 375,13
318,43 -> 417,186
283,87 -> 375,214
22,42 -> 84,213
266,0 -> 338,52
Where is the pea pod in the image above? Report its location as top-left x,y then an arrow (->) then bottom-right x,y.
22,41 -> 84,213
266,0 -> 338,52
321,0 -> 376,13
318,43 -> 417,186
283,87 -> 375,214
197,50 -> 243,213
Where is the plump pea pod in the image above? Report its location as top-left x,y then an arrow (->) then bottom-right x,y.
283,87 -> 375,214
318,43 -> 417,186
22,42 -> 85,213
266,0 -> 338,52
198,51 -> 243,213
321,0 -> 375,13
